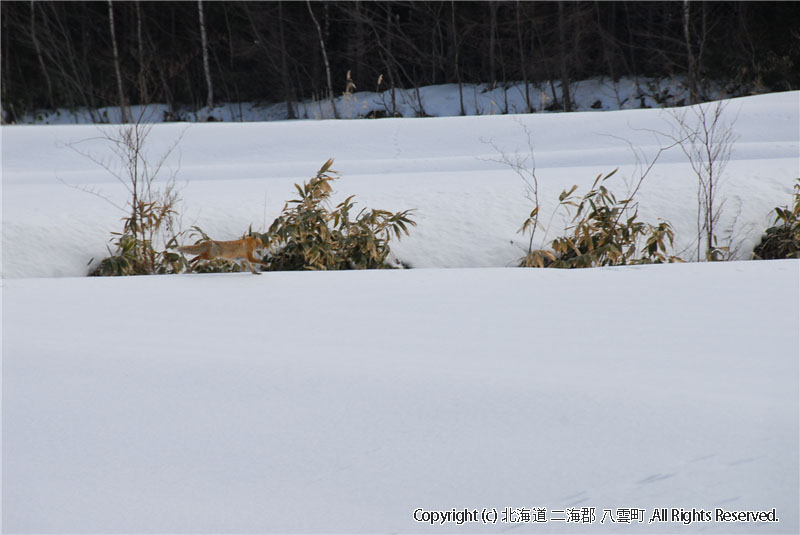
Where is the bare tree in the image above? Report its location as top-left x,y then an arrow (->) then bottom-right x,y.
668,101 -> 737,260
41,3 -> 97,113
682,0 -> 700,104
488,1 -> 498,83
3,1 -> 797,119
307,0 -> 337,119
451,1 -> 465,116
135,1 -> 149,105
66,109 -> 187,274
29,1 -> 54,109
198,0 -> 214,109
358,3 -> 428,117
557,1 -> 572,112
515,1 -> 531,112
107,1 -> 128,122
244,2 -> 296,119
277,1 -> 296,119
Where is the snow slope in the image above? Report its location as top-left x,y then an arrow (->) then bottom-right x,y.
2,91 -> 798,278
3,261 -> 798,533
13,76 -> 740,125
2,90 -> 799,533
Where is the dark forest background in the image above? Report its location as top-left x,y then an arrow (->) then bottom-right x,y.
2,1 -> 799,121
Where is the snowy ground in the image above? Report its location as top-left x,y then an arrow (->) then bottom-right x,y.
13,76 -> 741,125
2,89 -> 799,533
3,262 -> 798,533
3,91 -> 798,278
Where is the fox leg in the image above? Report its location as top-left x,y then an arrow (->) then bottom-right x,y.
187,256 -> 203,273
244,260 -> 262,274
246,251 -> 268,274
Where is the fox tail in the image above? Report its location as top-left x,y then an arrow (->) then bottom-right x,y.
177,242 -> 211,255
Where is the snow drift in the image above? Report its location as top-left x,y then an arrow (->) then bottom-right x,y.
2,90 -> 798,533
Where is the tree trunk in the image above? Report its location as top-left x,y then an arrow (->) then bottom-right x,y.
197,0 -> 214,109
135,1 -> 148,105
683,0 -> 699,104
451,1 -> 464,116
29,1 -> 54,109
107,0 -> 128,122
307,0 -> 338,118
558,1 -> 572,112
488,1 -> 498,83
353,0 -> 365,85
278,1 -> 296,119
43,4 -> 93,112
515,1 -> 531,113
594,1 -> 617,83
385,5 -> 396,115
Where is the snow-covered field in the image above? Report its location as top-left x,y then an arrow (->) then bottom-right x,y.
4,91 -> 798,278
13,76 -> 743,125
2,90 -> 799,533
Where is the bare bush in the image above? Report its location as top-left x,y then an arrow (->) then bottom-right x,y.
664,100 -> 738,260
66,109 -> 188,275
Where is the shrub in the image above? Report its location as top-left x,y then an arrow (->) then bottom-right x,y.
74,110 -> 187,276
665,100 -> 737,261
752,180 -> 800,260
90,190 -> 187,276
262,158 -> 416,270
521,169 -> 683,268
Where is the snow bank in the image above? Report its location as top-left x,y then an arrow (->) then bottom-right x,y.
2,91 -> 798,278
14,76 -> 748,125
2,87 -> 798,533
3,260 -> 798,532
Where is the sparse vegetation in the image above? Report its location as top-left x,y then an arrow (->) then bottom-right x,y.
71,110 -> 187,276
753,180 -> 800,260
90,197 -> 186,276
87,153 -> 415,275
520,169 -> 683,268
664,100 -> 738,261
261,158 -> 416,271
79,126 -> 792,277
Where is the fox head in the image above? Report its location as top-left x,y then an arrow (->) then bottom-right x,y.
246,234 -> 269,252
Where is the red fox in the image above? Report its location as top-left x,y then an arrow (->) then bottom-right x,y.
177,235 -> 268,274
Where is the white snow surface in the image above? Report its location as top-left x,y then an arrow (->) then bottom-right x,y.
2,90 -> 799,533
3,263 -> 799,533
3,91 -> 799,279
13,76 -> 742,125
